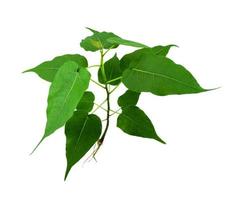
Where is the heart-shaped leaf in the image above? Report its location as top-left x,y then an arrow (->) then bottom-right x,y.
122,51 -> 207,95
32,61 -> 90,153
117,106 -> 165,143
23,54 -> 88,82
65,111 -> 102,180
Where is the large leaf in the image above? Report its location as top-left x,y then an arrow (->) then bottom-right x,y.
117,106 -> 165,143
120,46 -> 175,72
65,111 -> 102,180
32,61 -> 90,153
23,54 -> 88,82
77,91 -> 95,112
118,90 -> 140,107
122,52 -> 207,96
98,54 -> 122,85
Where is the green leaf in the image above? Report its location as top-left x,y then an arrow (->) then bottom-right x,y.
152,45 -> 177,56
122,51 -> 207,96
80,28 -> 149,51
23,54 -> 88,82
120,46 -> 175,72
118,90 -> 140,107
117,106 -> 165,144
80,31 -> 119,52
65,111 -> 102,180
77,91 -> 95,112
107,37 -> 148,48
98,54 -> 122,85
32,61 -> 90,153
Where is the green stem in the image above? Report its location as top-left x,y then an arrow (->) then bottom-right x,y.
91,79 -> 105,88
100,50 -> 107,82
106,76 -> 122,84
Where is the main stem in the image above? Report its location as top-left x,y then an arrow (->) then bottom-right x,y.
93,50 -> 111,157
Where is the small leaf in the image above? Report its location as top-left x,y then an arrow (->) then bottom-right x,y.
117,106 -> 165,143
80,31 -> 119,52
98,54 -> 122,85
23,54 -> 88,82
107,37 -> 148,48
65,111 -> 102,180
77,91 -> 95,112
120,46 -> 175,72
122,51 -> 207,96
118,90 -> 140,107
32,61 -> 90,153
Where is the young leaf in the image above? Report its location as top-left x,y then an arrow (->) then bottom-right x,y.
107,37 -> 148,48
80,31 -> 119,52
65,111 -> 102,180
98,54 -> 122,85
23,54 -> 88,82
118,90 -> 140,107
32,61 -> 90,153
120,46 -> 175,72
122,52 -> 207,96
117,106 -> 165,144
81,28 -> 149,51
77,91 -> 95,112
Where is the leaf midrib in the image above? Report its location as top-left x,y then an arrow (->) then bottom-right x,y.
132,68 -> 200,90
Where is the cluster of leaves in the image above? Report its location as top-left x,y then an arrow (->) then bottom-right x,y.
24,28 -> 209,180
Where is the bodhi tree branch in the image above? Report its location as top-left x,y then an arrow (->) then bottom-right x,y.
23,27 -> 214,180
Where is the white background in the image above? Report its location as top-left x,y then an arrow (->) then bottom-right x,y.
0,0 -> 226,199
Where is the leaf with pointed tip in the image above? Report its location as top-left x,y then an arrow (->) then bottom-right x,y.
120,46 -> 175,72
117,106 -> 165,144
32,61 -> 90,153
23,54 -> 88,82
118,90 -> 140,107
122,51 -> 207,96
65,111 -> 102,180
98,54 -> 122,85
77,91 -> 95,112
86,27 -> 99,34
107,37 -> 148,48
152,45 -> 177,56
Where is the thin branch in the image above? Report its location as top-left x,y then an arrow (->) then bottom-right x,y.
92,85 -> 110,158
91,99 -> 107,114
91,79 -> 105,89
106,76 -> 122,84
94,103 -> 118,114
89,65 -> 100,68
110,84 -> 120,94
103,45 -> 116,56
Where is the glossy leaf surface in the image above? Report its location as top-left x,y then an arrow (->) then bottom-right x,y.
65,111 -> 102,180
122,52 -> 206,95
117,106 -> 165,143
24,54 -> 88,82
120,46 -> 175,72
77,91 -> 95,112
118,90 -> 140,107
98,54 -> 122,85
33,61 -> 90,152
